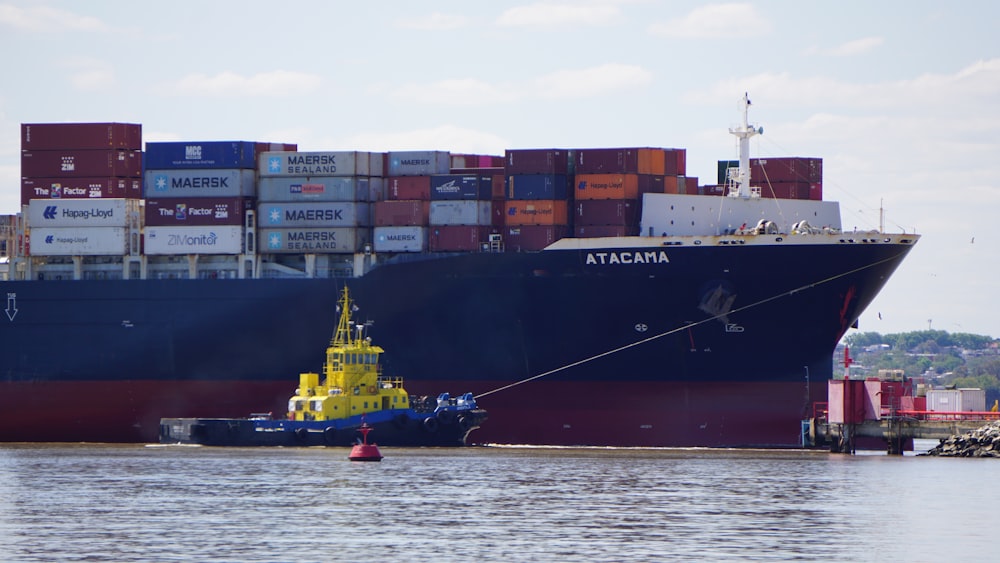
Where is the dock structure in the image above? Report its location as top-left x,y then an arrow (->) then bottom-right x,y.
804,377 -> 999,454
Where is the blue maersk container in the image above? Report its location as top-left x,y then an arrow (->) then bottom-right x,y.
145,141 -> 261,170
506,174 -> 570,200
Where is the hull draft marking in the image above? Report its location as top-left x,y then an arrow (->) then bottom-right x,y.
5,293 -> 16,321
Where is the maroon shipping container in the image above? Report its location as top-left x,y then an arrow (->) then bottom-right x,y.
505,149 -> 571,175
753,181 -> 811,200
575,225 -> 635,238
429,225 -> 494,252
21,177 -> 141,204
145,197 -> 253,227
751,157 -> 822,183
386,176 -> 431,200
21,123 -> 141,150
637,174 -> 664,195
21,149 -> 142,178
574,199 -> 639,226
503,225 -> 569,251
575,148 -> 639,174
664,148 -> 686,176
373,200 -> 429,226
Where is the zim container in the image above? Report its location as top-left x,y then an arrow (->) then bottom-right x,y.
21,123 -> 141,151
21,149 -> 142,178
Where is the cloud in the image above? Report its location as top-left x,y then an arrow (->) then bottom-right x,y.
390,63 -> 652,105
806,37 -> 885,57
394,13 -> 469,30
164,70 -> 323,97
497,2 -> 622,27
0,4 -> 107,32
648,3 -> 770,38
61,57 -> 115,92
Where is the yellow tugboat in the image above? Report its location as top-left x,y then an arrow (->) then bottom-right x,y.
159,286 -> 487,447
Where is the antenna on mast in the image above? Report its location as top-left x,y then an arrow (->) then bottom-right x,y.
728,92 -> 763,198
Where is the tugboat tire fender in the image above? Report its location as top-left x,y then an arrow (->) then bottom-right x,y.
323,426 -> 337,445
422,417 -> 439,433
294,427 -> 309,442
436,409 -> 456,425
457,415 -> 473,431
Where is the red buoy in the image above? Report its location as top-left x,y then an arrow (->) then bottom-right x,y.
348,422 -> 383,462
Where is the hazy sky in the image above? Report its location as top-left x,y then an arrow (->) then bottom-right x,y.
1,1 -> 998,338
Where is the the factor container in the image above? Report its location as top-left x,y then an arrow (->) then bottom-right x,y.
21,177 -> 141,203
258,201 -> 371,228
145,169 -> 257,198
258,176 -> 371,202
144,141 -> 297,170
27,198 -> 138,228
21,149 -> 142,178
260,227 -> 371,254
21,123 -> 142,151
144,226 -> 244,255
259,151 -> 374,177
145,198 -> 252,227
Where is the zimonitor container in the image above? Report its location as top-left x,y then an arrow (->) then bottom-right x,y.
21,177 -> 141,204
574,199 -> 639,226
28,227 -> 127,256
429,174 -> 492,200
258,201 -> 371,228
386,151 -> 451,176
574,148 -> 667,175
504,200 -> 568,226
144,141 -> 296,170
144,226 -> 244,255
21,123 -> 142,151
373,226 -> 427,253
145,169 -> 257,198
21,149 -> 142,178
259,151 -> 371,177
386,176 -> 431,200
145,197 -> 252,227
502,225 -> 569,251
259,227 -> 370,254
574,174 -> 639,200
27,198 -> 137,228
429,225 -> 493,252
257,176 -> 370,203
373,200 -> 429,226
504,149 -> 572,175
429,201 -> 492,226
506,174 -> 570,200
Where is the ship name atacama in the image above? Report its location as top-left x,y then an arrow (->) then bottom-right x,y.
585,251 -> 670,265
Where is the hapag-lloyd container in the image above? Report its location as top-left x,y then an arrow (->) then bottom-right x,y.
504,200 -> 569,226
258,176 -> 371,202
374,200 -> 430,226
374,226 -> 427,252
575,174 -> 639,200
21,123 -> 142,150
144,226 -> 244,255
27,198 -> 137,228
145,169 -> 257,198
429,201 -> 492,226
506,174 -> 570,200
429,174 -> 491,200
29,227 -> 127,256
145,198 -> 252,227
21,149 -> 143,178
21,177 -> 141,204
258,201 -> 371,228
387,151 -> 450,176
260,227 -> 370,254
260,151 -> 372,177
144,141 -> 297,170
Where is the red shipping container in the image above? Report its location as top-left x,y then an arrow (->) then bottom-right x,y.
21,149 -> 142,178
575,148 -> 667,175
386,176 -> 431,200
505,149 -> 571,175
574,199 -> 638,226
21,177 -> 140,204
491,198 -> 506,227
684,176 -> 698,195
637,174 -> 664,195
664,176 -> 680,194
754,181 -> 810,200
504,200 -> 568,226
503,225 -> 569,251
21,122 -> 142,150
145,197 -> 252,227
428,225 -> 494,251
809,182 -> 823,201
373,200 -> 429,226
575,225 -> 634,237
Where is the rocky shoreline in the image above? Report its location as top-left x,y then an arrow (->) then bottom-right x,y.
921,420 -> 1000,457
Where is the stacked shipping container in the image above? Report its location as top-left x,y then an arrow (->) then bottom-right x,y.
21,123 -> 143,258
715,157 -> 822,200
374,151 -> 451,252
503,149 -> 574,251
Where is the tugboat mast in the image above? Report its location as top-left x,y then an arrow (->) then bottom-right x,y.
728,92 -> 763,198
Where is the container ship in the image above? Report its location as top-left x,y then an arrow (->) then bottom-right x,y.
0,95 -> 919,447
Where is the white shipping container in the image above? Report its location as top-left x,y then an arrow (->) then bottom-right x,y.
145,169 -> 256,198
257,176 -> 369,203
144,226 -> 244,255
927,388 -> 987,412
29,227 -> 127,255
260,228 -> 370,254
374,226 -> 427,253
387,151 -> 450,176
260,151 -> 371,177
258,201 -> 371,228
369,152 -> 385,177
28,198 -> 135,228
429,200 -> 492,226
